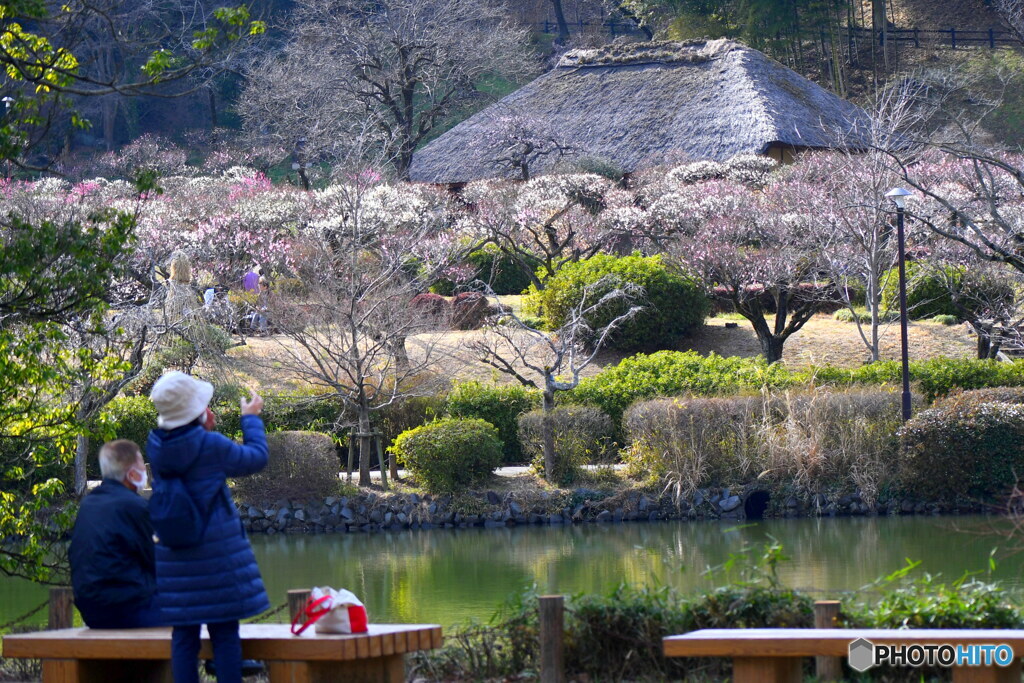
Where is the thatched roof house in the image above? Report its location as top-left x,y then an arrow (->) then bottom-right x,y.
409,39 -> 870,184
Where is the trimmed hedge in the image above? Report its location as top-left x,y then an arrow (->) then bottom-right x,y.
568,351 -> 794,427
804,358 -> 1024,402
444,381 -> 538,464
900,399 -> 1024,500
390,418 -> 503,494
525,253 -> 708,351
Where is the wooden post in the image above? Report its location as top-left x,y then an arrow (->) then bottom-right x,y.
48,587 -> 74,630
288,589 -> 312,623
539,595 -> 564,683
374,433 -> 389,491
346,436 -> 355,482
814,600 -> 843,682
950,27 -> 957,49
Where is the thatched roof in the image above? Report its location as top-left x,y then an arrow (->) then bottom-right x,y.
409,39 -> 870,183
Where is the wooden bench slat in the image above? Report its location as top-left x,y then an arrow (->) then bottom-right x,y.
2,624 -> 442,662
664,629 -> 1024,659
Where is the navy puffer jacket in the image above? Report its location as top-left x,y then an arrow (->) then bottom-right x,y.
147,414 -> 270,625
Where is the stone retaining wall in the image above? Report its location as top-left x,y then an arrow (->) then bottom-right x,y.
236,486 -> 986,535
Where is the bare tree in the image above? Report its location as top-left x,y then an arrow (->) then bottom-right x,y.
475,105 -> 573,181
462,173 -> 630,291
264,174 -> 462,487
469,277 -> 641,479
995,0 -> 1024,41
239,0 -> 535,179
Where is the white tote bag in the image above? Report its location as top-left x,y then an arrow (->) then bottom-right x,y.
290,586 -> 368,635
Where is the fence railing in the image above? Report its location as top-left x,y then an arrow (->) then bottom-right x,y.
530,20 -> 1020,50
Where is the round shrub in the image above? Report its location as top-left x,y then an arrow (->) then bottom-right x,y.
445,381 -> 539,464
518,405 -> 614,485
526,253 -> 708,351
410,292 -> 451,330
390,418 -> 503,494
452,292 -> 490,330
931,314 -> 958,326
900,401 -> 1024,500
231,431 -> 340,504
465,246 -> 539,295
882,263 -> 960,320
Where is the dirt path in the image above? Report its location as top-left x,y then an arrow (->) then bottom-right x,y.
222,314 -> 977,393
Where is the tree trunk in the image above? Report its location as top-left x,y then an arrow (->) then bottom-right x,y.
550,0 -> 570,45
541,389 -> 556,481
358,407 -> 372,487
872,0 -> 889,70
74,434 -> 89,499
207,86 -> 218,129
759,334 -> 786,364
977,323 -> 992,359
392,337 -> 410,374
102,98 -> 118,151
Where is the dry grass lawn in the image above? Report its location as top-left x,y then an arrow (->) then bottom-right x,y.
222,310 -> 977,394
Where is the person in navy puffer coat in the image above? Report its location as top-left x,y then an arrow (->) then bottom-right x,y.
148,371 -> 270,683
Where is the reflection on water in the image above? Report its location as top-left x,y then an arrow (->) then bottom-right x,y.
1,516 -> 1019,628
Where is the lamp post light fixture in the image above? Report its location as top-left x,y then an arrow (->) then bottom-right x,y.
886,187 -> 913,422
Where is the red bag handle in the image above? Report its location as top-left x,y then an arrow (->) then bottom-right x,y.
290,595 -> 333,635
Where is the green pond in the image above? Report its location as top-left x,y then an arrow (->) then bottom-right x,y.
2,516 -> 1022,629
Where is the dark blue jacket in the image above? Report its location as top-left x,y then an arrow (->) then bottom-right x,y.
147,415 -> 270,625
69,479 -> 157,624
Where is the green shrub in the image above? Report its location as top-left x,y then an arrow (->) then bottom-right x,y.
853,575 -> 1022,629
445,382 -> 538,464
569,351 -> 794,427
882,262 -> 961,320
517,405 -> 614,485
390,418 -> 503,494
231,430 -> 340,504
465,245 -> 539,295
215,392 -> 347,440
931,314 -> 959,325
900,400 -> 1024,500
832,307 -> 898,324
376,395 -> 445,451
805,358 -> 1024,402
525,253 -> 708,351
881,263 -> 1013,321
99,396 -> 159,455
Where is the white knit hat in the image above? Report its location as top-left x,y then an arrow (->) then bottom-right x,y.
150,371 -> 215,430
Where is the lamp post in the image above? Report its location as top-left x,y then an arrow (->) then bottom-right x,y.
2,96 -> 13,180
886,187 -> 913,422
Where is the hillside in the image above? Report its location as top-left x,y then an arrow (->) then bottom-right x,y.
886,0 -> 1006,30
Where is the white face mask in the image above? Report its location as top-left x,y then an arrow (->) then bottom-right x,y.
129,466 -> 148,491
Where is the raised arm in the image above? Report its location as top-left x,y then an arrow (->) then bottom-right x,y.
218,389 -> 269,477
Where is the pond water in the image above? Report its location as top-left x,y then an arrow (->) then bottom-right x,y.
2,516 -> 1022,628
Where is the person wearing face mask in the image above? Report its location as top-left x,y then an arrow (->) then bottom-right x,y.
69,439 -> 163,629
148,371 -> 269,683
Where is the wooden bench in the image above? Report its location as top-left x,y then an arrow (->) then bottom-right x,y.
2,622 -> 442,683
664,628 -> 1024,683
